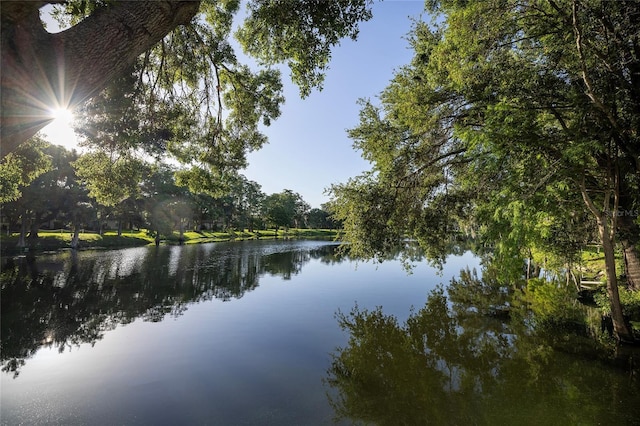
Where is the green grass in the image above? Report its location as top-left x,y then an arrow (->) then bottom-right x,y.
0,229 -> 154,255
0,228 -> 342,255
580,246 -> 606,278
578,245 -> 627,282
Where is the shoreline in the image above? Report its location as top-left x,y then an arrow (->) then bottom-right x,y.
0,228 -> 343,257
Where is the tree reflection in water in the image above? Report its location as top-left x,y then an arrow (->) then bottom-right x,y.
326,270 -> 640,426
0,241 -> 342,377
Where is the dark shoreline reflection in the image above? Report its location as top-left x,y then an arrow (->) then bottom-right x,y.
1,240 -> 343,377
326,274 -> 640,426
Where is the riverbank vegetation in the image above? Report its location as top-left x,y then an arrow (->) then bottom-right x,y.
328,1 -> 640,344
1,141 -> 339,256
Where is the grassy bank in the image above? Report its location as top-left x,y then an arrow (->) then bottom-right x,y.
0,228 -> 343,256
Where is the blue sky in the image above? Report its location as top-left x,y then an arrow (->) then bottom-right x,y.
41,1 -> 427,209
243,1 -> 426,208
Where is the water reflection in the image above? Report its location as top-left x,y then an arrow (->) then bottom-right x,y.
326,274 -> 640,425
0,241 -> 342,377
4,241 -> 639,424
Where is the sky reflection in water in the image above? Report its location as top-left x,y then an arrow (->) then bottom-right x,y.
1,240 -> 638,425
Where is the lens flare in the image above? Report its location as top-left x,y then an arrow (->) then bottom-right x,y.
43,107 -> 79,150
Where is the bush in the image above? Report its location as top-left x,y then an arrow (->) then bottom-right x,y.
594,286 -> 640,320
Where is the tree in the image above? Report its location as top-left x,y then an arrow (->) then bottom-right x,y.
262,193 -> 291,234
307,207 -> 333,229
231,176 -> 265,231
262,189 -> 308,233
3,143 -> 83,248
1,1 -> 199,155
0,135 -> 51,203
292,191 -> 311,228
329,1 -> 639,342
73,151 -> 148,208
1,0 -> 374,159
190,191 -> 219,231
140,164 -> 190,244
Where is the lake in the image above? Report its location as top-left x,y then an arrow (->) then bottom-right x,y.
1,240 -> 639,425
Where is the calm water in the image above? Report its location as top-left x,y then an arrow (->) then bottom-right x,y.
1,240 -> 638,425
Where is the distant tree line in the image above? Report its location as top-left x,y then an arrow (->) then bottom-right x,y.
0,140 -> 338,249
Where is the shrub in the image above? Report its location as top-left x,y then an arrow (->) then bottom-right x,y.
594,287 -> 640,320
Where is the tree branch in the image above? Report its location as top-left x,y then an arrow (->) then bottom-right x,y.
571,0 -> 626,143
1,1 -> 201,158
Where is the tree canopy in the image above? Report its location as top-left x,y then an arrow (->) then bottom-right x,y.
262,189 -> 310,230
1,0 -> 374,159
328,0 -> 640,342
0,140 -> 330,251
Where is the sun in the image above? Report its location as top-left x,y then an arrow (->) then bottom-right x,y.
42,107 -> 80,151
52,107 -> 74,125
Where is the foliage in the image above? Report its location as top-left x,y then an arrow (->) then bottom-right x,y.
523,278 -> 585,327
327,284 -> 637,425
262,189 -> 309,230
0,136 -> 51,203
327,173 -> 404,259
307,207 -> 335,229
5,144 -> 87,245
73,151 -> 148,207
595,286 -> 640,321
43,0 -> 375,176
237,0 -> 374,98
326,0 -> 640,340
1,141 -> 334,253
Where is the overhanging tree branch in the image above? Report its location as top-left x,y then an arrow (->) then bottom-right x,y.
1,1 -> 201,158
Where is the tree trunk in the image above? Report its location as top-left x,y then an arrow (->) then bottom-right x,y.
17,216 -> 27,248
70,222 -> 80,249
581,180 -> 635,342
621,238 -> 640,291
618,213 -> 640,291
27,212 -> 40,247
598,222 -> 635,342
1,1 -> 201,157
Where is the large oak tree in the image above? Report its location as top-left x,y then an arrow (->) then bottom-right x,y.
1,0 -> 374,158
1,1 -> 199,155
